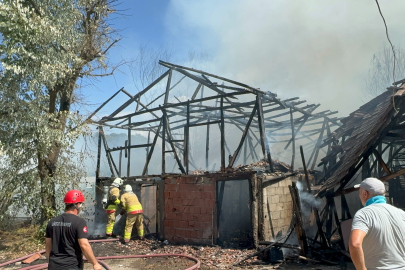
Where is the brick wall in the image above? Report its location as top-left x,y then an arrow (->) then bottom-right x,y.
164,176 -> 215,245
262,177 -> 293,240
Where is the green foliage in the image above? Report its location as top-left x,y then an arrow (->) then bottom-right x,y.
0,0 -> 119,222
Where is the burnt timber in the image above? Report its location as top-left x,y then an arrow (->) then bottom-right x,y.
91,61 -> 341,179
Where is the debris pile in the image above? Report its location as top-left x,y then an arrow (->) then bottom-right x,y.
234,159 -> 290,172
95,238 -> 268,269
190,159 -> 291,175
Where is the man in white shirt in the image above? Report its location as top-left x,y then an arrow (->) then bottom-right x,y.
349,177 -> 405,270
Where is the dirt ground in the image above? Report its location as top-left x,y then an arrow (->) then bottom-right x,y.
0,227 -> 353,270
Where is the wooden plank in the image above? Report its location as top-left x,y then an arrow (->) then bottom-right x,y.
99,126 -> 117,177
257,94 -> 274,172
145,131 -> 150,176
127,118 -> 131,178
189,120 -> 221,127
107,143 -> 153,152
373,149 -> 392,175
87,87 -> 123,122
300,146 -> 312,193
119,150 -> 122,177
164,69 -> 172,104
157,180 -> 165,240
309,119 -> 327,169
191,83 -> 202,100
125,140 -> 128,158
228,103 -> 258,168
290,108 -> 296,171
108,70 -> 170,118
289,183 -> 308,256
142,120 -> 163,176
185,101 -> 190,174
103,91 -> 251,122
381,167 -> 405,182
96,129 -> 102,179
220,97 -> 225,171
206,117 -> 210,170
159,60 -> 264,94
162,110 -> 186,174
162,115 -> 166,175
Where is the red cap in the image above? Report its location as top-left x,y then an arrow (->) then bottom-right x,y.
64,190 -> 85,204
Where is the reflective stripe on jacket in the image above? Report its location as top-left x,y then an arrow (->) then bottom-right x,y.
121,192 -> 143,214
105,186 -> 120,212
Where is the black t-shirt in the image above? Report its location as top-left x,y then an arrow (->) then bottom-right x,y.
46,213 -> 88,270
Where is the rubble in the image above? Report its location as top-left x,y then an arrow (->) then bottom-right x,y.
190,159 -> 291,176
96,238 -> 275,269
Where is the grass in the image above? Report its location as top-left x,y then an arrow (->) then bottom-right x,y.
0,225 -> 45,262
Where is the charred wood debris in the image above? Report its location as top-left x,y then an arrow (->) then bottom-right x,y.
90,60 -> 405,266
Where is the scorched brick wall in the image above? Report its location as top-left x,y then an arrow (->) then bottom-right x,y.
164,176 -> 215,245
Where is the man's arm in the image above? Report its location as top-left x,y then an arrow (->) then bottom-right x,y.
78,238 -> 102,270
349,229 -> 367,270
45,238 -> 52,259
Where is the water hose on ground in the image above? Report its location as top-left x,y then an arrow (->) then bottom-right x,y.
0,238 -> 201,270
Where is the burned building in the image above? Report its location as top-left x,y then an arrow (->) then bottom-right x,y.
89,61 -> 341,247
301,82 -> 405,259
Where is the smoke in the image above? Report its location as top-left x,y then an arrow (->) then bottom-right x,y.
295,181 -> 322,216
165,0 -> 405,116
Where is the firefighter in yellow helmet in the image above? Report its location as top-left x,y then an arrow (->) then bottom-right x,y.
120,184 -> 144,244
103,177 -> 123,237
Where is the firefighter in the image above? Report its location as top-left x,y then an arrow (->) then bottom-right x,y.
120,184 -> 144,244
103,177 -> 124,237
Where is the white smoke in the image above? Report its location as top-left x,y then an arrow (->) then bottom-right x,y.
165,0 -> 405,116
295,181 -> 322,216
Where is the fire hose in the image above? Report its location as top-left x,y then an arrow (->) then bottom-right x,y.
0,238 -> 201,270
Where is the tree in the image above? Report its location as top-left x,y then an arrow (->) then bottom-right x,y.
0,0 -> 120,223
364,45 -> 405,99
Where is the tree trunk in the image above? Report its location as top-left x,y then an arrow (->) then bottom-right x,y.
39,74 -> 77,223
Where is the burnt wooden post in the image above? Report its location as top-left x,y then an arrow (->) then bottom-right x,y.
228,103 -> 258,168
341,194 -> 352,220
243,134 -> 247,165
185,101 -> 190,174
145,131 -> 150,175
309,119 -> 327,169
135,97 -> 140,112
164,69 -> 172,104
157,179 -> 165,240
206,117 -> 210,170
257,94 -> 274,172
162,110 -> 186,174
99,126 -> 117,177
162,113 -> 166,175
142,120 -> 162,176
300,146 -> 311,192
127,117 -> 131,178
96,128 -> 102,179
289,183 -> 308,256
362,156 -> 370,180
290,108 -> 295,171
119,150 -> 122,177
220,97 -> 225,171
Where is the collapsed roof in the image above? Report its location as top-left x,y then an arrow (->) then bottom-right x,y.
90,61 -> 341,179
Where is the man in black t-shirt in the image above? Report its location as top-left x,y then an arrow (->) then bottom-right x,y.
45,190 -> 101,270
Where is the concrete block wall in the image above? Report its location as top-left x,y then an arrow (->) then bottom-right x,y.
262,177 -> 293,240
164,176 -> 215,245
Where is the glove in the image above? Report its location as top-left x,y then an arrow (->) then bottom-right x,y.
120,210 -> 125,216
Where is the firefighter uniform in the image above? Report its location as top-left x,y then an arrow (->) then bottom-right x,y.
121,185 -> 144,242
104,178 -> 124,236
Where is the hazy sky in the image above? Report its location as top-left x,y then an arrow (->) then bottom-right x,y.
85,0 -> 405,118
